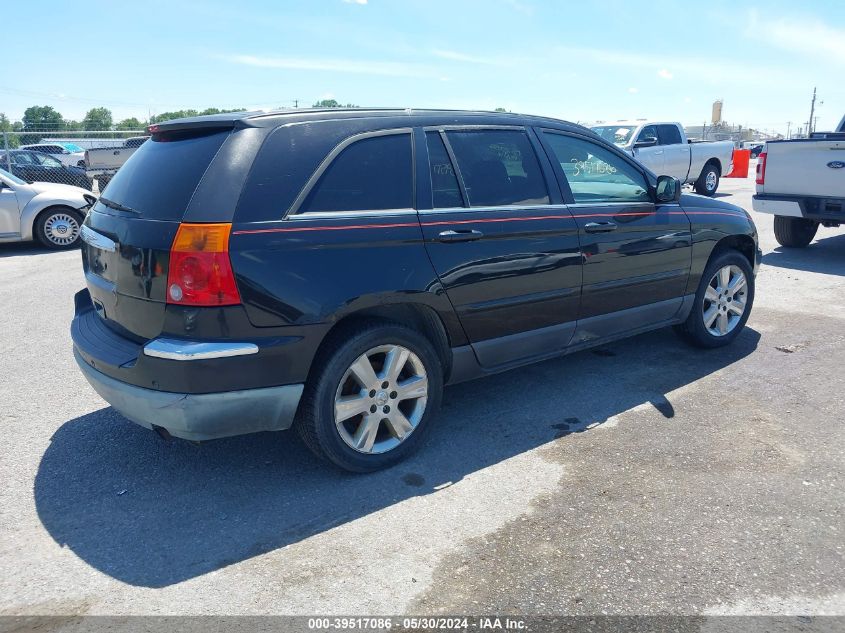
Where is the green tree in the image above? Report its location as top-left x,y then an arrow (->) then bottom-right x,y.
83,107 -> 113,131
22,105 -> 64,132
150,109 -> 198,124
116,117 -> 144,130
149,107 -> 246,124
0,113 -> 20,148
494,107 -> 507,112
312,99 -> 358,108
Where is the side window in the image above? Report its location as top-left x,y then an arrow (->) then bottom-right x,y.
445,130 -> 549,207
13,154 -> 34,165
425,132 -> 462,208
36,154 -> 63,168
299,133 -> 413,213
637,126 -> 658,145
542,133 -> 651,203
657,125 -> 682,145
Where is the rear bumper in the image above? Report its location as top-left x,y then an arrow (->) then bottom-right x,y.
753,194 -> 845,222
74,349 -> 303,441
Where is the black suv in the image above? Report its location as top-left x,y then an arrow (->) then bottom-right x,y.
72,108 -> 761,471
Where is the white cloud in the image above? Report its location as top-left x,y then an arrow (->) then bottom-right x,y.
341,0 -> 367,4
432,49 -> 508,66
627,87 -> 639,94
657,68 -> 673,80
747,9 -> 845,65
550,45 -> 783,87
219,54 -> 435,78
503,0 -> 534,15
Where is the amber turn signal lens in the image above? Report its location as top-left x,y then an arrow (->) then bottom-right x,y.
172,223 -> 233,253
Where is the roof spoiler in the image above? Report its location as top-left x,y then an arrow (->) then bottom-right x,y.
146,111 -> 263,135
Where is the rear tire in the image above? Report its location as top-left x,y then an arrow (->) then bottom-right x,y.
34,207 -> 84,250
694,163 -> 720,196
773,215 -> 818,248
295,321 -> 443,472
675,250 -> 754,348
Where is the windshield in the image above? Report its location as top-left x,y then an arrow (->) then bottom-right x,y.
591,125 -> 637,147
61,143 -> 84,152
0,167 -> 26,185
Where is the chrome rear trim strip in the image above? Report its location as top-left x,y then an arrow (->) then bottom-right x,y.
143,338 -> 259,361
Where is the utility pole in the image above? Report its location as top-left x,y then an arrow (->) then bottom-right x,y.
808,87 -> 817,134
293,99 -> 299,108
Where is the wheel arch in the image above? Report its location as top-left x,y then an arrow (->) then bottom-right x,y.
311,302 -> 456,383
22,203 -> 84,242
709,234 -> 756,269
703,158 -> 722,176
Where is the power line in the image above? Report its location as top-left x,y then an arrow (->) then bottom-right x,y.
0,86 -> 301,114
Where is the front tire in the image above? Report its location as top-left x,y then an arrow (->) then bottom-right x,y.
34,207 -> 84,250
675,250 -> 754,348
694,163 -> 720,196
296,321 -> 443,472
774,215 -> 818,248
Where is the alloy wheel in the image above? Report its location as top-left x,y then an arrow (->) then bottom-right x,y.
705,170 -> 718,192
702,264 -> 747,336
334,344 -> 428,454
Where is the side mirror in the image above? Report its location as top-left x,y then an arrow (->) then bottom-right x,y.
634,138 -> 658,149
655,175 -> 682,203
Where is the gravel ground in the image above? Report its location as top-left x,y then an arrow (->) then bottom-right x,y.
0,172 -> 843,619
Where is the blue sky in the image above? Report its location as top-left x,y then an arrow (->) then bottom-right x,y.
3,0 -> 844,134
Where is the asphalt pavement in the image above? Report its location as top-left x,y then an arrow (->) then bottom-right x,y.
0,171 -> 843,618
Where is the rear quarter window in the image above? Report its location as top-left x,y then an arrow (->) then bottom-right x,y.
299,133 -> 413,213
96,130 -> 229,221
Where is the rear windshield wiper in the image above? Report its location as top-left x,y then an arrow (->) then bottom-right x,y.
98,197 -> 140,214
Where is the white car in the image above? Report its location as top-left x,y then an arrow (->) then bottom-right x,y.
19,142 -> 86,168
0,168 -> 95,249
591,121 -> 735,196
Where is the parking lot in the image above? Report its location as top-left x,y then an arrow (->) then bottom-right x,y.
0,170 -> 843,617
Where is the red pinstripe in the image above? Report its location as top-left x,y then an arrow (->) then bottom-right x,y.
231,210 -> 746,235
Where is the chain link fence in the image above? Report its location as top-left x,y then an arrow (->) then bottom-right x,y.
1,129 -> 148,194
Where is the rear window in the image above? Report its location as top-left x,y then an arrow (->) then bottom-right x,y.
657,124 -> 682,145
96,130 -> 228,220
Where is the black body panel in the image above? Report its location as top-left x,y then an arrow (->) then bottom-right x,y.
73,108 -> 759,397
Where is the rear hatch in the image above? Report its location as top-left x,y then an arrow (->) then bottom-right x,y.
81,128 -> 232,340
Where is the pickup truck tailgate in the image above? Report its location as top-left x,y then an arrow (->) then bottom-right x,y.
762,140 -> 845,197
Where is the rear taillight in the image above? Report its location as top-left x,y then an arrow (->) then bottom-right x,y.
166,223 -> 241,306
755,152 -> 767,185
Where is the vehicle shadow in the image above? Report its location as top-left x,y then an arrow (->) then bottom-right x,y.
0,242 -> 56,258
762,232 -> 845,276
35,326 -> 760,588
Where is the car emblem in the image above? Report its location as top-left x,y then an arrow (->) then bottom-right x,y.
827,161 -> 845,169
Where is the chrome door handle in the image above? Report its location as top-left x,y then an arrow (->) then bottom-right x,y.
436,229 -> 484,243
584,221 -> 618,233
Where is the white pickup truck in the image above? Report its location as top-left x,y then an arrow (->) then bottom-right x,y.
591,121 -> 734,196
84,136 -> 148,191
752,114 -> 845,247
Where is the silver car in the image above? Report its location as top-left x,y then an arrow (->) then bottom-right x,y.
0,168 -> 95,249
